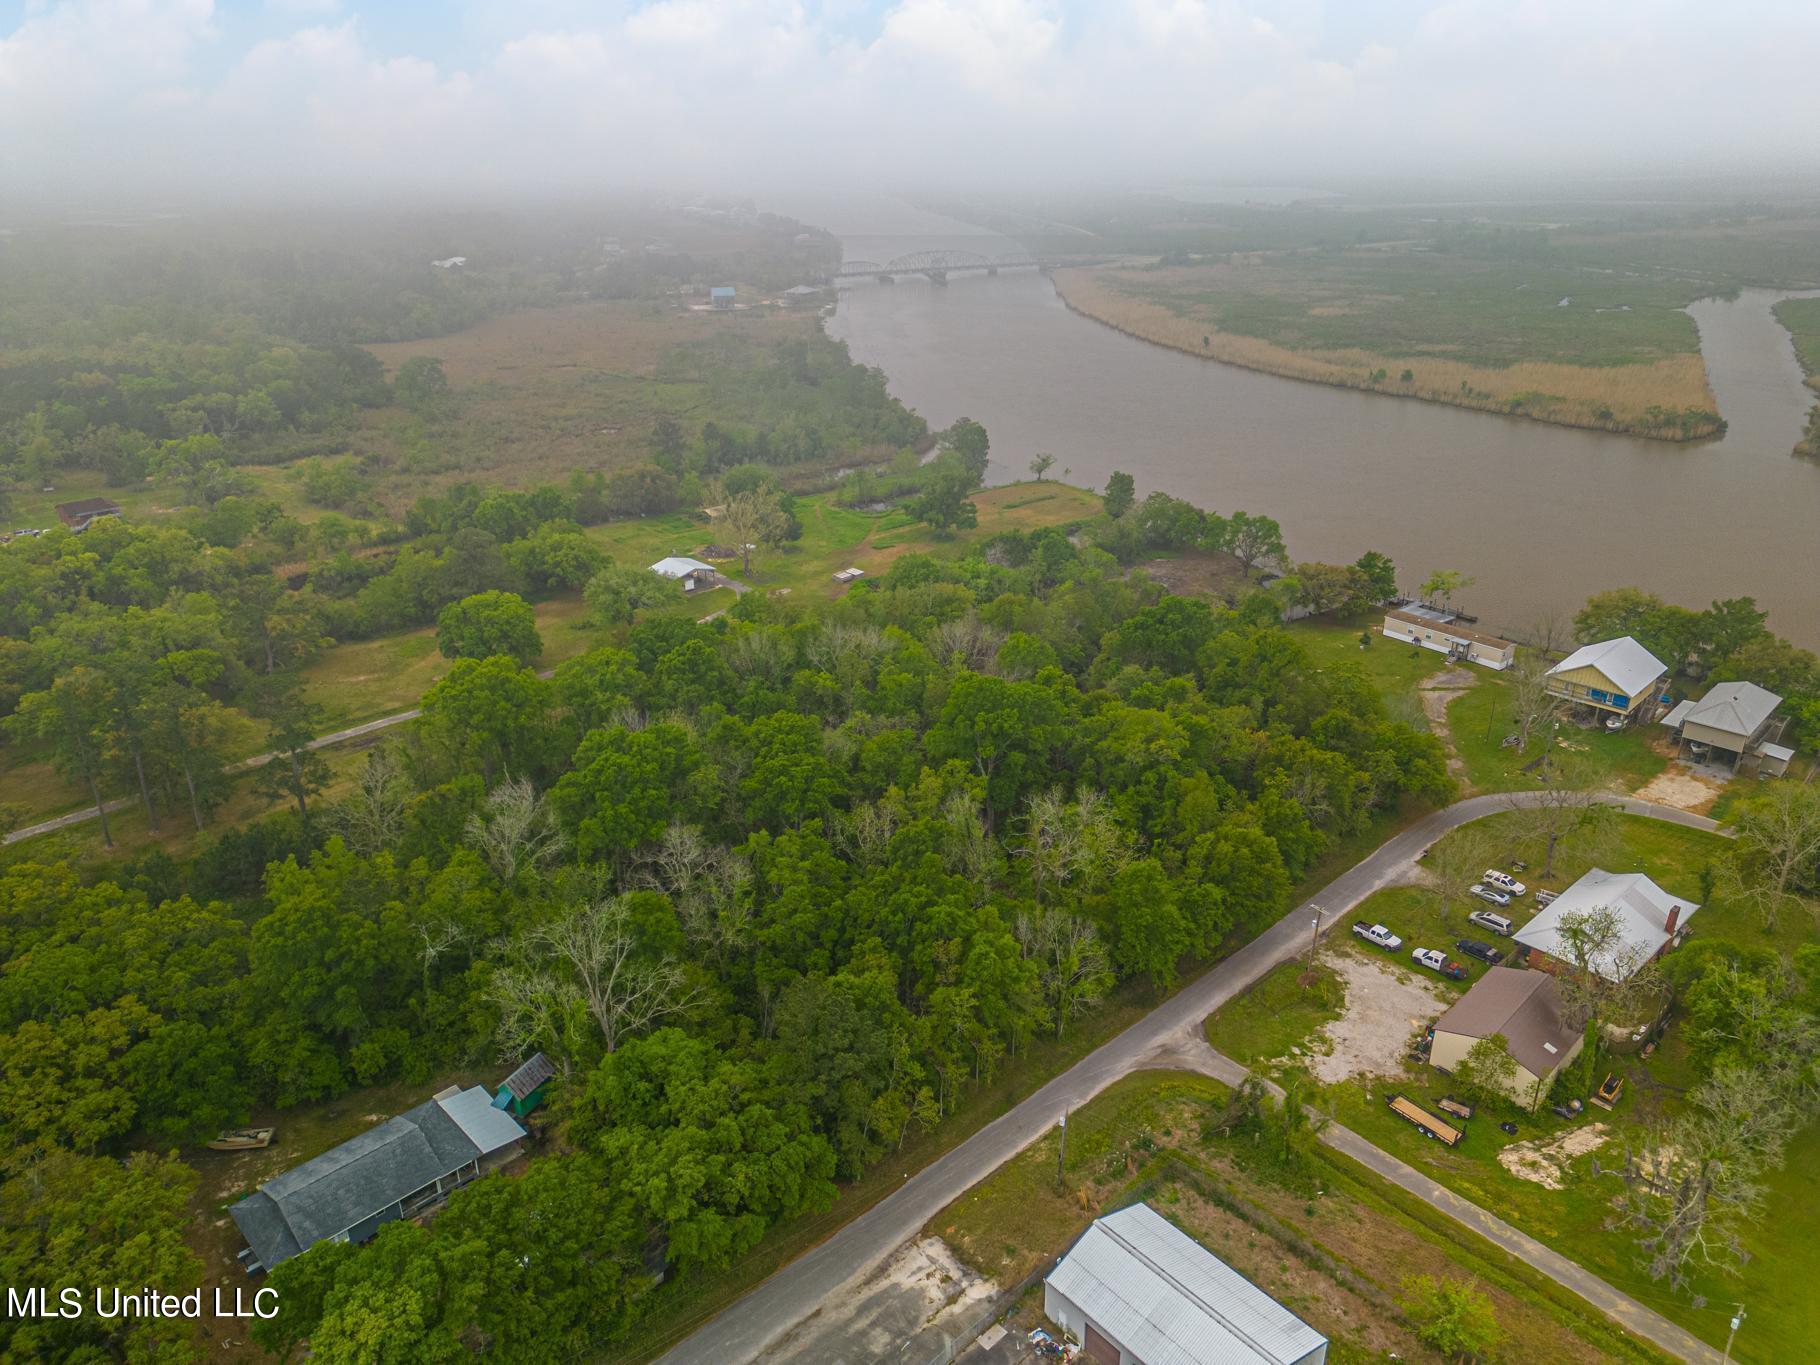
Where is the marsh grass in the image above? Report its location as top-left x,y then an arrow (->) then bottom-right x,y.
1054,266 -> 1720,441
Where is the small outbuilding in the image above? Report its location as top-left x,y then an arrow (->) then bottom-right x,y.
1430,967 -> 1583,1110
709,286 -> 736,310
1514,868 -> 1697,982
649,556 -> 719,590
1543,636 -> 1668,724
1382,604 -> 1516,670
54,496 -> 121,531
1660,681 -> 1786,772
493,1052 -> 555,1118
1045,1202 -> 1328,1365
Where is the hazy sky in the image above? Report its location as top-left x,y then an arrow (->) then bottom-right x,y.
6,0 -> 1820,200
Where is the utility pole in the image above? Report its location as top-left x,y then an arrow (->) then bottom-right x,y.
1307,906 -> 1323,965
1056,1111 -> 1068,1192
1722,1305 -> 1745,1364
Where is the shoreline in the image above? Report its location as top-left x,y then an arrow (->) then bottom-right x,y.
1047,268 -> 1724,445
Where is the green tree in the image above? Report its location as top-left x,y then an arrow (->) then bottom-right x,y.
1397,1274 -> 1506,1363
1029,453 -> 1055,481
10,666 -> 117,845
0,1151 -> 202,1363
551,722 -> 700,864
394,355 -> 451,413
1420,568 -> 1474,609
943,417 -> 991,484
437,589 -> 542,663
1353,549 -> 1397,602
1454,1032 -> 1520,1107
586,562 -> 667,628
911,459 -> 979,538
570,1028 -> 838,1273
249,675 -> 331,823
926,672 -> 1068,822
417,656 -> 550,784
1103,470 -> 1136,519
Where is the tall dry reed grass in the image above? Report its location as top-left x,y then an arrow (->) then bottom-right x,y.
1051,268 -> 1721,441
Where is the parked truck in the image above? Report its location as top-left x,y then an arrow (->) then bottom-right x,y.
1352,922 -> 1403,951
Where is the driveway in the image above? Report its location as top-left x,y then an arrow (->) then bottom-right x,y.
656,794 -> 1723,1364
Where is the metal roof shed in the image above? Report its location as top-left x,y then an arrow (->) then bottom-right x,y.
1045,1203 -> 1328,1365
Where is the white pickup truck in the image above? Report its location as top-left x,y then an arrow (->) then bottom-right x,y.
1352,922 -> 1403,951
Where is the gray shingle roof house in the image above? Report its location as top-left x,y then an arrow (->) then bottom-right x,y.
230,1088 -> 525,1273
1045,1203 -> 1328,1365
1661,681 -> 1786,771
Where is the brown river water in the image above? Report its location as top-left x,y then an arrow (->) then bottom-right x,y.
809,201 -> 1820,647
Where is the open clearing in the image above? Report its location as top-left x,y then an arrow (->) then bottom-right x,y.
1633,764 -> 1728,813
1308,951 -> 1449,1086
756,1237 -> 994,1365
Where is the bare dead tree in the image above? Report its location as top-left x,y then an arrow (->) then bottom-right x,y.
416,919 -> 470,994
465,776 -> 566,884
1503,763 -> 1614,879
1014,786 -> 1131,904
1015,907 -> 1113,1039
930,614 -> 1006,673
1609,1067 -> 1797,1289
1422,826 -> 1497,923
489,895 -> 698,1064
1549,904 -> 1661,1030
1729,783 -> 1820,909
631,822 -> 752,962
1506,652 -> 1566,754
941,789 -> 1001,896
334,746 -> 409,855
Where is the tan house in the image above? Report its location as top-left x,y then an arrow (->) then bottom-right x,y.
1431,968 -> 1583,1110
1382,605 -> 1517,670
1543,636 -> 1668,724
1660,681 -> 1790,773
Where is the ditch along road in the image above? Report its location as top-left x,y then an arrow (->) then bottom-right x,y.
658,793 -> 1727,1365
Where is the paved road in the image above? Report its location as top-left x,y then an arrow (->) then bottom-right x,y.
657,794 -> 1723,1364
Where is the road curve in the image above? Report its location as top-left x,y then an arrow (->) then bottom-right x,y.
656,793 -> 1723,1364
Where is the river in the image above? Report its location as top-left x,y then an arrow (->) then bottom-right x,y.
806,199 -> 1820,647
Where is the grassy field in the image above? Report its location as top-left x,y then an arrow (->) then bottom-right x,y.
931,1071 -> 1668,1364
1198,810 -> 1812,1362
1052,257 -> 1720,441
1203,959 -> 1344,1069
1447,673 -> 1670,794
587,480 -> 1104,605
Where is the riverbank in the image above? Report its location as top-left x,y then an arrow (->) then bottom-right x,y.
1050,265 -> 1724,442
1772,296 -> 1820,457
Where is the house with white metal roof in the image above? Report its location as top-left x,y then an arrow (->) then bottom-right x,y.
649,556 -> 719,590
1044,1203 -> 1328,1365
1514,869 -> 1697,983
1543,636 -> 1668,724
1660,681 -> 1789,773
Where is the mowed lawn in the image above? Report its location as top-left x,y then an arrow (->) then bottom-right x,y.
1224,810 -> 1814,1363
1448,672 -> 1669,794
587,481 -> 1103,604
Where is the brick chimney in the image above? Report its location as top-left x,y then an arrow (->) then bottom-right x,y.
1665,905 -> 1681,935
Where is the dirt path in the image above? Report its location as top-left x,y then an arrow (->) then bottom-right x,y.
1417,665 -> 1477,783
1634,766 -> 1727,814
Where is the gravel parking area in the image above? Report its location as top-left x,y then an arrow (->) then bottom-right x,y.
1309,951 -> 1450,1085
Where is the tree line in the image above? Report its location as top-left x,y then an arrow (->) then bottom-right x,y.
0,514 -> 1451,1361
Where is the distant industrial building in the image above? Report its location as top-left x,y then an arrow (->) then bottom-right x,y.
1045,1203 -> 1328,1365
710,286 -> 736,310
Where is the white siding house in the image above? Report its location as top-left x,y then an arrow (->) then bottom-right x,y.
1382,605 -> 1516,670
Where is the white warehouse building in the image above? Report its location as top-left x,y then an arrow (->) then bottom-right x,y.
1044,1203 -> 1328,1365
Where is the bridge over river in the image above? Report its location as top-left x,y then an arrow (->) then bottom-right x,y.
831,249 -> 1107,284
